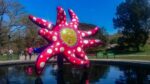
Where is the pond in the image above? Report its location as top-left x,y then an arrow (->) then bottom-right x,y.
0,63 -> 150,84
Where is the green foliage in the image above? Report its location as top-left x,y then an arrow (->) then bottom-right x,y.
109,33 -> 120,44
99,27 -> 109,44
0,0 -> 26,54
113,0 -> 150,51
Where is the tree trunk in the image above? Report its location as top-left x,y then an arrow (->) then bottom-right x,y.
136,46 -> 140,52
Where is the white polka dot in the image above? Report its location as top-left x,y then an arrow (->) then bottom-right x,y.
48,24 -> 52,29
82,33 -> 85,37
33,17 -> 36,21
78,31 -> 80,33
52,36 -> 57,41
95,27 -> 98,30
40,30 -> 43,33
95,40 -> 100,42
42,19 -> 46,22
70,9 -> 73,12
70,22 -> 73,25
87,31 -> 92,35
40,55 -> 43,58
72,54 -> 75,57
60,47 -> 64,52
61,21 -> 64,23
40,62 -> 45,68
83,40 -> 88,44
47,49 -> 52,54
72,19 -> 76,22
77,47 -> 81,52
64,12 -> 66,15
85,56 -> 88,60
91,42 -> 94,44
54,32 -> 57,35
56,42 -> 60,46
75,16 -> 78,19
81,54 -> 84,57
65,22 -> 68,26
59,24 -> 62,27
55,48 -> 58,51
68,51 -> 71,54
45,29 -> 48,32
74,25 -> 77,28
49,32 -> 52,34
81,61 -> 83,64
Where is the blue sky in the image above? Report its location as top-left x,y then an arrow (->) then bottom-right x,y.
18,0 -> 123,35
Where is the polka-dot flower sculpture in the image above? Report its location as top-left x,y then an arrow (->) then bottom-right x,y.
29,6 -> 103,74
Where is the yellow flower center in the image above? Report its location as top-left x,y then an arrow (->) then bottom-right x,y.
60,28 -> 77,46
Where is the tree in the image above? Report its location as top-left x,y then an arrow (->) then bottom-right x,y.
113,0 -> 150,51
20,16 -> 47,48
0,0 -> 26,54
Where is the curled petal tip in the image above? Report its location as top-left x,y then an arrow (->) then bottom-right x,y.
29,15 -> 36,21
28,15 -> 32,18
68,9 -> 73,12
57,6 -> 62,9
57,6 -> 64,12
68,8 -> 79,25
29,15 -> 33,18
56,6 -> 66,24
95,27 -> 99,30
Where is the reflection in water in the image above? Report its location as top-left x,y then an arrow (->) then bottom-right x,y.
0,64 -> 149,84
25,66 -> 33,75
50,64 -> 109,84
79,69 -> 89,84
56,69 -> 65,84
35,76 -> 43,84
116,66 -> 150,84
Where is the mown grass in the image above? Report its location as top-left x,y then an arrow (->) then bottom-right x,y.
115,56 -> 150,60
88,44 -> 150,61
89,55 -> 150,61
0,54 -> 19,61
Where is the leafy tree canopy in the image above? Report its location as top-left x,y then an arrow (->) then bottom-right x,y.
113,0 -> 150,51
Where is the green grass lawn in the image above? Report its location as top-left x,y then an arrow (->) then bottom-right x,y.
0,54 -> 150,61
0,54 -> 19,61
89,44 -> 150,61
115,56 -> 150,60
89,55 -> 150,61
